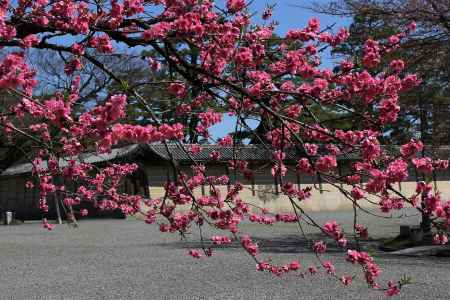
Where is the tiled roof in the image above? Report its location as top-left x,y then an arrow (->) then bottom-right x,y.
0,144 -> 142,176
147,144 -> 277,161
1,143 -> 449,176
146,144 -> 450,162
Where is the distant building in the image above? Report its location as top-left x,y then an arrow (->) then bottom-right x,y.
0,144 -> 449,220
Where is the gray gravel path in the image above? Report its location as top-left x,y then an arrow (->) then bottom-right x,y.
0,210 -> 449,300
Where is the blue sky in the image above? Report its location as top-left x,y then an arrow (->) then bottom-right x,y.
250,1 -> 350,33
209,1 -> 351,140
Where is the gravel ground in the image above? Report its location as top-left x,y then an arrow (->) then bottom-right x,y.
0,210 -> 449,300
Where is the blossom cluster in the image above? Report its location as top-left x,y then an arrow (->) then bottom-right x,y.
0,0 -> 448,296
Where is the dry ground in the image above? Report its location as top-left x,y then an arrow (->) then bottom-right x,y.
0,210 -> 449,299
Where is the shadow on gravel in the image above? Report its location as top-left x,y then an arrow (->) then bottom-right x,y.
151,233 -> 383,255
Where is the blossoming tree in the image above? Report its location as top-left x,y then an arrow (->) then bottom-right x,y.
0,0 -> 448,296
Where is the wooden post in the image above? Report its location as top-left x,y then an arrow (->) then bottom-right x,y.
433,170 -> 438,192
337,161 -> 343,189
225,165 -> 230,191
54,194 -> 62,225
251,175 -> 255,196
317,174 -> 324,194
296,171 -> 301,190
274,174 -> 279,195
249,162 -> 255,196
51,175 -> 64,225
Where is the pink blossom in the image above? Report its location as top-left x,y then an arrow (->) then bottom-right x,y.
400,139 -> 423,158
211,235 -> 232,245
432,233 -> 448,245
42,218 -> 54,231
387,159 -> 409,182
249,214 -> 276,225
218,135 -> 233,146
388,35 -> 400,45
361,138 -> 381,161
189,144 -> 202,154
234,47 -> 254,66
226,0 -> 246,12
379,97 -> 400,124
362,39 -> 380,68
188,249 -> 202,259
296,158 -> 313,174
304,143 -> 318,155
314,155 -> 337,173
434,159 -> 449,171
209,150 -> 221,161
322,261 -> 335,275
340,276 -> 353,286
402,74 -> 421,90
288,260 -> 301,271
20,34 -> 40,48
412,157 -> 434,174
332,28 -> 350,45
385,281 -> 401,297
323,221 -> 344,240
338,238 -> 347,248
275,213 -> 299,223
340,60 -> 354,71
256,261 -> 270,271
351,187 -> 364,200
167,83 -> 187,98
307,18 -> 320,32
355,224 -> 369,239
407,22 -> 417,31
346,249 -> 360,264
379,196 -> 404,213
308,266 -> 318,274
71,43 -> 85,55
423,192 -> 441,214
198,110 -> 222,128
143,22 -> 171,40
390,59 -> 405,72
365,262 -> 381,285
25,181 -> 34,189
286,104 -> 302,118
346,175 -> 361,184
89,34 -> 113,53
313,241 -> 326,254
240,235 -> 258,256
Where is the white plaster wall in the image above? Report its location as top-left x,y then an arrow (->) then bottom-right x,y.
141,163 -> 450,213
145,181 -> 450,213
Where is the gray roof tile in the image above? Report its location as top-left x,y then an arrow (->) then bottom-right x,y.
1,143 -> 448,176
